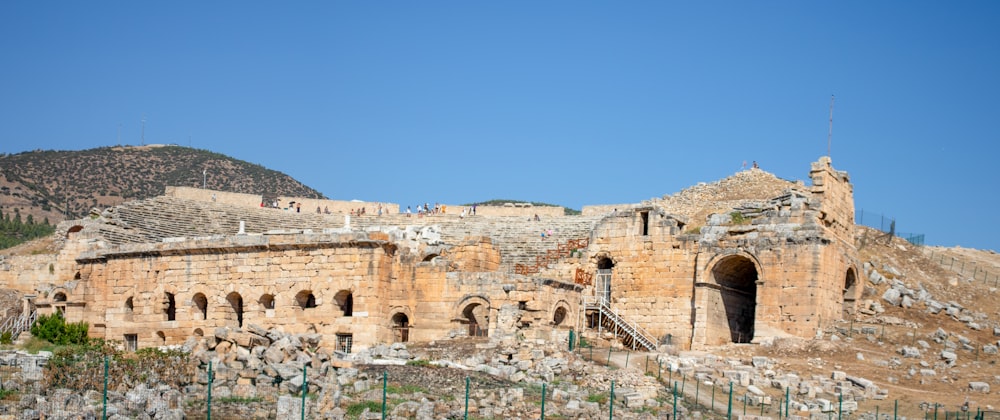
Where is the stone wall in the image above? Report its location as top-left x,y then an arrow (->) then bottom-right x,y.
165,186 -> 262,207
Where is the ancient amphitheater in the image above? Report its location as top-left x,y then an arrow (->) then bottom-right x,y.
0,157 -> 860,355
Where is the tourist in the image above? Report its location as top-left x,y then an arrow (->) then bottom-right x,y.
324,206 -> 330,214
406,206 -> 412,217
296,202 -> 301,213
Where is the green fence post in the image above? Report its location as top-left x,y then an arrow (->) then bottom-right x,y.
541,383 -> 546,420
207,361 -> 213,420
625,351 -> 630,369
895,399 -> 898,420
672,380 -> 678,419
464,376 -> 470,420
727,382 -> 733,420
935,403 -> 939,420
103,356 -> 108,420
301,365 -> 308,420
682,373 -> 686,394
876,405 -> 879,420
712,383 -> 716,412
610,380 -> 615,420
568,330 -> 574,352
645,355 -> 649,374
838,393 -> 842,420
695,379 -> 700,410
381,370 -> 387,420
743,390 -> 747,415
785,387 -> 790,417
761,399 -> 765,416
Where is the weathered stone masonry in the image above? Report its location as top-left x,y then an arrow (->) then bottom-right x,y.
1,157 -> 859,353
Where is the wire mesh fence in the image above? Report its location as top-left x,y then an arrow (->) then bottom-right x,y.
857,209 -> 925,246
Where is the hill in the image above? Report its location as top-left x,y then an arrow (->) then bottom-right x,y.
0,145 -> 325,227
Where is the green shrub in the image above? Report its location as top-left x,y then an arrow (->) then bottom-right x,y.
30,312 -> 89,345
0,331 -> 12,345
730,211 -> 747,225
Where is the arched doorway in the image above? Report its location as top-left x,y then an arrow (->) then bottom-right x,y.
842,268 -> 858,319
391,313 -> 410,343
461,303 -> 488,337
706,255 -> 759,344
596,257 -> 614,305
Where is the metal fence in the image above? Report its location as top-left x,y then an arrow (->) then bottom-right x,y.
857,209 -> 925,246
924,249 -> 1000,287
572,327 -> 996,420
0,351 -> 319,419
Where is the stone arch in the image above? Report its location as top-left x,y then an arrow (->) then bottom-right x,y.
193,328 -> 204,337
455,295 -> 491,338
594,255 -> 615,304
391,312 -> 410,343
226,292 -> 244,328
259,294 -> 275,310
422,253 -> 440,262
192,293 -> 208,321
334,289 -> 353,317
65,225 -> 83,239
124,296 -> 134,314
158,285 -> 180,322
551,300 -> 571,327
52,290 -> 67,315
700,252 -> 762,345
156,331 -> 166,345
296,290 -> 317,309
842,266 -> 859,319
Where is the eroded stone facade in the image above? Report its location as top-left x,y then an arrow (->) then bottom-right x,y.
0,157 -> 859,352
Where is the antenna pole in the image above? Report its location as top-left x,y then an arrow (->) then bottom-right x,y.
827,95 -> 835,158
141,115 -> 146,146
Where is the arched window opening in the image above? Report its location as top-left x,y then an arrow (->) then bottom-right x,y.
391,313 -> 410,343
53,292 -> 67,302
163,292 -> 176,321
124,297 -> 134,313
193,328 -> 204,337
192,293 -> 208,320
334,290 -> 353,317
227,292 -> 244,328
296,290 -> 317,309
259,294 -> 275,310
553,306 -> 567,326
422,254 -> 439,262
156,331 -> 166,345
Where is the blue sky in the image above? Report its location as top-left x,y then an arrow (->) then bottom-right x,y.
2,2 -> 998,250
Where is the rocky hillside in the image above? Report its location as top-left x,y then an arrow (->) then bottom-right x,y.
0,145 -> 325,224
658,167 -> 802,226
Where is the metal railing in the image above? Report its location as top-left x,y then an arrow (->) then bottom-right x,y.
0,310 -> 36,341
583,296 -> 657,351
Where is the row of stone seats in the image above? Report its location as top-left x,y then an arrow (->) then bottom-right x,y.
350,212 -> 606,270
90,197 -> 608,271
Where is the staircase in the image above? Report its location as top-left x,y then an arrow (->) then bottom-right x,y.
585,297 -> 657,351
0,310 -> 37,342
